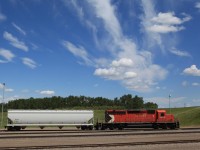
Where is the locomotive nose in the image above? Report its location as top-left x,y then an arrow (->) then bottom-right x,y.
105,112 -> 112,123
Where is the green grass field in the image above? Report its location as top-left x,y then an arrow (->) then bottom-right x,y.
0,112 -> 7,129
165,106 -> 200,127
1,107 -> 200,129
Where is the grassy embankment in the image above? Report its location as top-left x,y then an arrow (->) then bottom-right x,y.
165,106 -> 200,127
0,112 -> 7,129
1,107 -> 200,129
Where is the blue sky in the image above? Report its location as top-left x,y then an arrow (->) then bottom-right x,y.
0,0 -> 200,108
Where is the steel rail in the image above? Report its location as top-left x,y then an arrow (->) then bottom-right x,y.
1,130 -> 200,139
1,139 -> 200,150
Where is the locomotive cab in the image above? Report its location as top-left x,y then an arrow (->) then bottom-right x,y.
156,110 -> 175,123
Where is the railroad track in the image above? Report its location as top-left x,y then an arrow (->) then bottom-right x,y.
1,139 -> 200,150
1,127 -> 200,135
1,129 -> 200,139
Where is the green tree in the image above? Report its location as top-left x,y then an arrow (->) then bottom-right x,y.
144,102 -> 158,109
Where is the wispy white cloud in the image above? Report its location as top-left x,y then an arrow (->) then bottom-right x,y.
40,90 -> 55,95
62,0 -> 85,21
88,0 -> 122,42
147,12 -> 191,34
140,0 -> 163,49
147,24 -> 184,33
140,0 -> 192,55
3,31 -> 28,51
62,0 -> 101,48
151,12 -> 191,25
87,0 -> 168,92
170,47 -> 191,57
195,2 -> 200,11
182,81 -> 189,87
22,57 -> 37,69
71,0 -> 84,20
62,40 -> 93,66
140,0 -> 192,60
0,12 -> 6,21
192,82 -> 200,86
183,65 -> 200,76
12,23 -> 26,35
5,88 -> 14,92
0,84 -> 13,92
111,58 -> 133,67
0,48 -> 15,63
30,43 -> 38,50
63,0 -> 168,92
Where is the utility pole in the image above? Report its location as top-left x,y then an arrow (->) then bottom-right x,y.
169,94 -> 171,114
1,83 -> 5,127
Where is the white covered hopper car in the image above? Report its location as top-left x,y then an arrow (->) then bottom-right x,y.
6,110 -> 94,131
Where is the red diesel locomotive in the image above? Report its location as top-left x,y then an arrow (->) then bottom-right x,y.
95,109 -> 179,130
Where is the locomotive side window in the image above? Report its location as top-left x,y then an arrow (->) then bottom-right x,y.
147,110 -> 156,114
108,111 -> 126,115
160,113 -> 165,117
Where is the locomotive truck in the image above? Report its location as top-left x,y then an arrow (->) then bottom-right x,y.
5,109 -> 179,131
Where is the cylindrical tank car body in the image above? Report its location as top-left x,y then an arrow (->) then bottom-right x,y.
6,110 -> 94,130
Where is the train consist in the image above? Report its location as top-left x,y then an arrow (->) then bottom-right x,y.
5,109 -> 179,131
95,109 -> 179,130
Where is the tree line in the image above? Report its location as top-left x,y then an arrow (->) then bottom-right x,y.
1,94 -> 158,111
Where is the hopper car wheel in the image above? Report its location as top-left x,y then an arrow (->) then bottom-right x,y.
101,126 -> 105,130
7,126 -> 13,131
88,126 -> 93,130
14,126 -> 21,131
81,126 -> 86,130
95,123 -> 102,130
95,125 -> 99,130
58,126 -> 63,129
40,126 -> 44,130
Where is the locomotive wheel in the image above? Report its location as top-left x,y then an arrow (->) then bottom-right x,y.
14,126 -> 21,131
118,126 -> 123,130
81,126 -> 86,130
169,124 -> 176,129
109,126 -> 114,130
162,124 -> 167,129
153,124 -> 159,129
